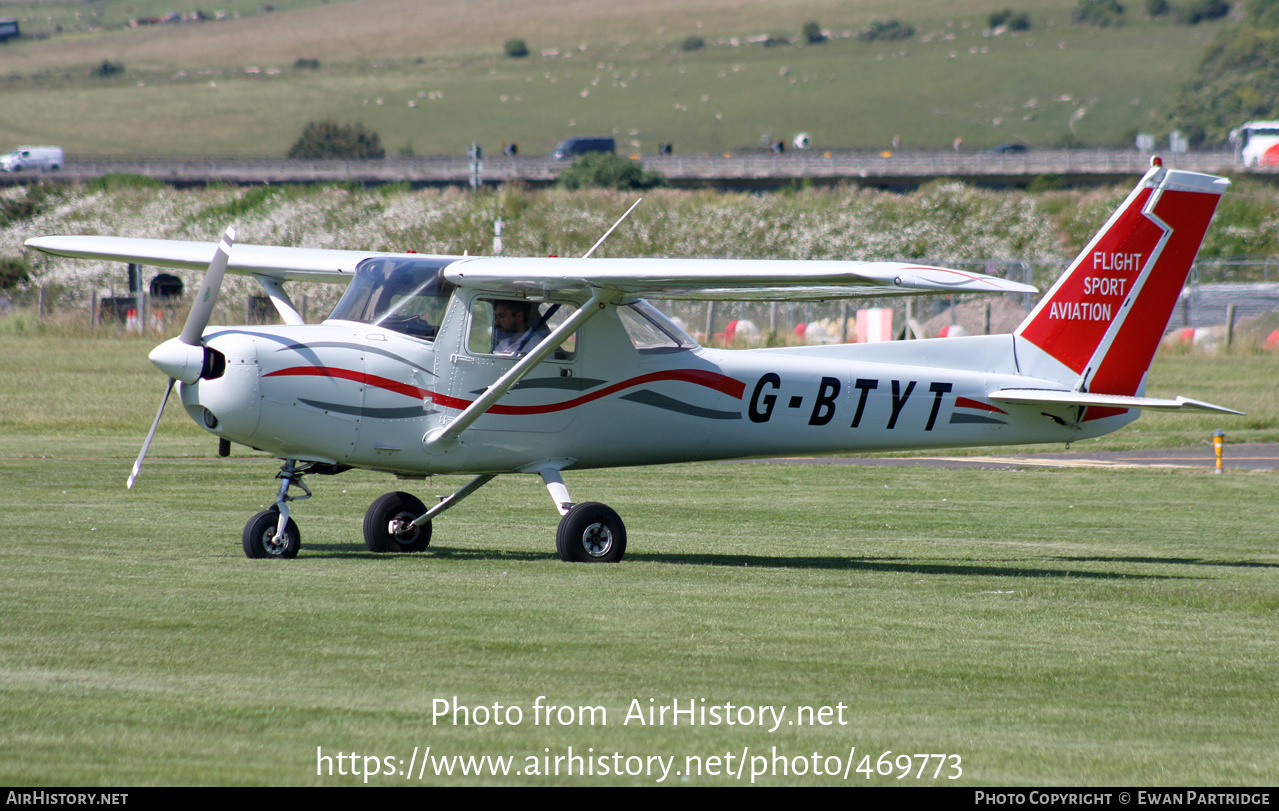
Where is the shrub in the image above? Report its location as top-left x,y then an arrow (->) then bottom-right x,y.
802,21 -> 825,43
1166,9 -> 1279,141
0,185 -> 51,226
287,120 -> 385,159
0,257 -> 30,290
1147,0 -> 1171,16
989,9 -> 1033,30
293,57 -> 320,69
1072,0 -> 1126,26
504,39 -> 529,58
1181,0 -> 1230,23
85,173 -> 162,192
681,34 -> 705,51
857,19 -> 915,42
1027,173 -> 1064,192
91,60 -> 123,77
556,153 -> 666,191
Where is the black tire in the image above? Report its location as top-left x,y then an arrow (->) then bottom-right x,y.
556,502 -> 626,563
363,491 -> 431,553
242,509 -> 300,559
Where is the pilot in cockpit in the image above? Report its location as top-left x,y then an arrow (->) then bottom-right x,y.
491,300 -> 551,355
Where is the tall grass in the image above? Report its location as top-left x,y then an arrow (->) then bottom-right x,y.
9,178 -> 1279,298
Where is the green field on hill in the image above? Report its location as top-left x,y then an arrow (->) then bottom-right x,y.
0,0 -> 1230,155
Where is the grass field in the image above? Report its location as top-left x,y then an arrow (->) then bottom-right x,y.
0,0 -> 1230,155
0,337 -> 1276,785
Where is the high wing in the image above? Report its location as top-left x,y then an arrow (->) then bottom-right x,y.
25,236 -> 1035,299
443,256 -> 1037,300
23,235 -> 394,283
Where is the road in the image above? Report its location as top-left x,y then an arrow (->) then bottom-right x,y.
0,149 -> 1257,189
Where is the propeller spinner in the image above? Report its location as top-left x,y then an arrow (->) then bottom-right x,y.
127,226 -> 236,489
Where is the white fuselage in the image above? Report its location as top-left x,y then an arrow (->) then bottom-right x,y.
179,300 -> 1127,476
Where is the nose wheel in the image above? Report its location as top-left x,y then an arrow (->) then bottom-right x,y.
242,509 -> 300,559
242,459 -> 311,559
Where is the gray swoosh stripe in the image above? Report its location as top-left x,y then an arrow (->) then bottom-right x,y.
298,398 -> 434,419
949,413 -> 1006,425
620,390 -> 741,420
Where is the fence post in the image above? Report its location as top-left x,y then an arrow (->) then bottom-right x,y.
1226,303 -> 1236,350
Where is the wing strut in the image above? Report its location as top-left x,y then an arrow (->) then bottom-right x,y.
423,288 -> 614,450
252,275 -> 306,325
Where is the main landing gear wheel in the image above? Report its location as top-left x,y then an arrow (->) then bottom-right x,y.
556,502 -> 626,563
364,491 -> 432,553
242,509 -> 300,559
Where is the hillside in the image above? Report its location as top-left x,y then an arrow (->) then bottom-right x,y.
0,0 -> 1230,155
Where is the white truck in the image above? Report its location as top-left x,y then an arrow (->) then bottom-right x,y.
1230,121 -> 1279,167
0,146 -> 63,172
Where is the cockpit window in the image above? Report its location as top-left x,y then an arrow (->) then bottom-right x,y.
328,256 -> 456,339
468,298 -> 578,359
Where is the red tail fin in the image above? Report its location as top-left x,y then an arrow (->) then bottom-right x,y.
1015,163 -> 1227,401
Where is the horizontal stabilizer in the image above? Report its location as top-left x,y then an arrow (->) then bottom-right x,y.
990,388 -> 1243,415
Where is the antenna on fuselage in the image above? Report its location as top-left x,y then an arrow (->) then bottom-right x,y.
582,198 -> 642,259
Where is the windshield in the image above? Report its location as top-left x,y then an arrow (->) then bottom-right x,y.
618,301 -> 697,353
328,256 -> 457,339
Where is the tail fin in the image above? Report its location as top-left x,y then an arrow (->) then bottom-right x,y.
1014,161 -> 1228,405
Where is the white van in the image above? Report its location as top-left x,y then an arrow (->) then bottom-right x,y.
0,146 -> 64,172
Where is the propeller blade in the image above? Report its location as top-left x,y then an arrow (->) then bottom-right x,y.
179,225 -> 236,347
128,377 -> 175,489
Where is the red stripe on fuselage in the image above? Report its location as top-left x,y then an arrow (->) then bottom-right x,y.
954,396 -> 1007,414
263,367 -> 431,400
264,366 -> 745,416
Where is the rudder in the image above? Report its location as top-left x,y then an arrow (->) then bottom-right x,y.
1014,161 -> 1227,403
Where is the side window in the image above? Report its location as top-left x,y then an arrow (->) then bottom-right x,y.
468,299 -> 577,359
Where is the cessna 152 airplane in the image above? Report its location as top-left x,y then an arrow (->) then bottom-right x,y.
26,159 -> 1239,563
